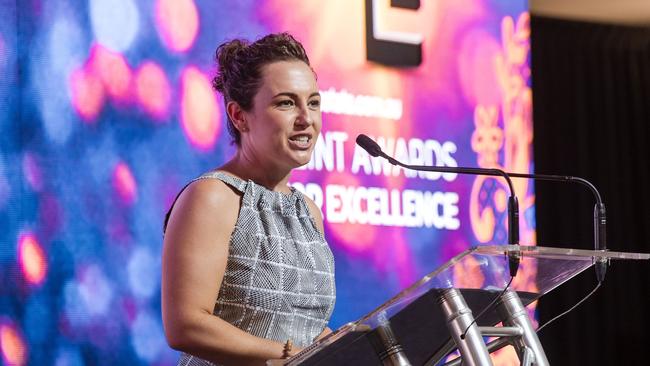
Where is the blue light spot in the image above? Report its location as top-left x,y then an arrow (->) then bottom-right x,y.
128,246 -> 159,299
130,310 -> 166,362
89,0 -> 140,52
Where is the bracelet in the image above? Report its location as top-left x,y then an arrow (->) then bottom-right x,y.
282,339 -> 293,359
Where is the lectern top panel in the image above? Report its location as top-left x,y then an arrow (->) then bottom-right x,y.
473,245 -> 650,260
356,245 -> 648,327
287,245 -> 648,365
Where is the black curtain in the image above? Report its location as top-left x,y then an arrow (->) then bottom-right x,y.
531,16 -> 650,364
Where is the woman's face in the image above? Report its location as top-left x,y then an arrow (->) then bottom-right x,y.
241,60 -> 321,171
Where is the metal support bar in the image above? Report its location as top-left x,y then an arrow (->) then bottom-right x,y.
432,290 -> 548,366
440,336 -> 515,366
479,325 -> 524,337
423,338 -> 456,366
442,354 -> 462,366
376,324 -> 412,366
371,312 -> 412,366
521,346 -> 535,366
484,336 -> 513,354
496,291 -> 549,366
438,288 -> 493,366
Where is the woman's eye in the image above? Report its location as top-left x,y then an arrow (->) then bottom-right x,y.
309,99 -> 321,108
277,100 -> 294,107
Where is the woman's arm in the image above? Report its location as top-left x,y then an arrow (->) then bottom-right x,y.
161,179 -> 289,365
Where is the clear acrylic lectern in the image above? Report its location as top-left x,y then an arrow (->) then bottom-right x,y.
283,245 -> 650,366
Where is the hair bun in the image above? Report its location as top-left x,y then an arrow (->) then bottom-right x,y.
211,33 -> 312,145
213,39 -> 249,95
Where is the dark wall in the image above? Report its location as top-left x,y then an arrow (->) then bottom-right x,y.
531,16 -> 650,364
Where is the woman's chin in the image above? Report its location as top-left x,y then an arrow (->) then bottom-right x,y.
292,157 -> 311,168
287,150 -> 313,167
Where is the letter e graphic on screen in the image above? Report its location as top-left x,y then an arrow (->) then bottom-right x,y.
365,0 -> 423,67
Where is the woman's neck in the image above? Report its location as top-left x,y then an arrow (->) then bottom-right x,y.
219,150 -> 293,194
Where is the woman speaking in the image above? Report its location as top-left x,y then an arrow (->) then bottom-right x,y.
161,33 -> 336,366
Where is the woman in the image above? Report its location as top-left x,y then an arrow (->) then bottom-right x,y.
161,33 -> 335,365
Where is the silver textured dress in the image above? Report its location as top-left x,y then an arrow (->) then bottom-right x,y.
168,172 -> 336,366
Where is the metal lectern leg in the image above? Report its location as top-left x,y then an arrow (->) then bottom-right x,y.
368,311 -> 412,366
496,290 -> 550,366
438,288 -> 494,366
375,323 -> 412,366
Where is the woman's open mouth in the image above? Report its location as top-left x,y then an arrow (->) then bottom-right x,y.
288,134 -> 312,149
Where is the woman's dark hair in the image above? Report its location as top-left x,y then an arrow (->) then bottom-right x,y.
213,32 -> 312,145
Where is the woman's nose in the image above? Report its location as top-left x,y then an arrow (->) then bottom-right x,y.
295,105 -> 314,126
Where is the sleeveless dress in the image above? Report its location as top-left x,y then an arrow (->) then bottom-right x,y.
166,172 -> 336,366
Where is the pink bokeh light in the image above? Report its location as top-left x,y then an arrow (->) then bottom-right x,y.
69,65 -> 105,122
457,29 -> 502,107
180,67 -> 220,150
18,232 -> 47,286
89,43 -> 132,101
135,61 -> 171,120
0,323 -> 26,366
155,0 -> 199,52
113,162 -> 138,205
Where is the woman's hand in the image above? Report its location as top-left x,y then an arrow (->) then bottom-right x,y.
316,327 -> 332,340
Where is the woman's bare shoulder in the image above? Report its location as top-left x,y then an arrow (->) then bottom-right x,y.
183,176 -> 240,205
168,176 -> 242,231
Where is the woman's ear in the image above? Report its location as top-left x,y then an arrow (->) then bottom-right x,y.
226,101 -> 248,132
